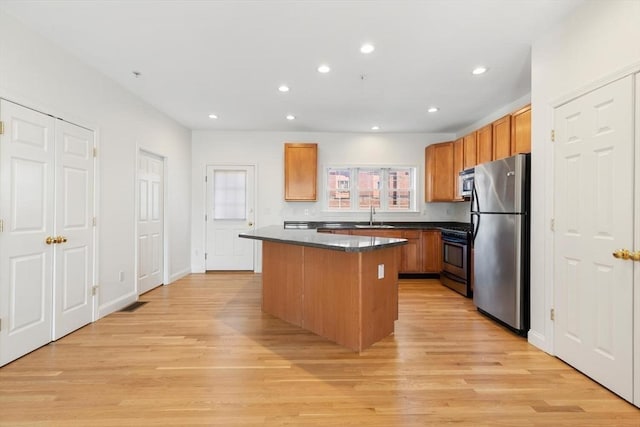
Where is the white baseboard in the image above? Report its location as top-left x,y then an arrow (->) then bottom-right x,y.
169,268 -> 191,283
98,291 -> 137,319
528,329 -> 552,355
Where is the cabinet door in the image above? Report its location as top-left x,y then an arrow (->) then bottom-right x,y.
476,124 -> 493,165
284,143 -> 317,201
425,142 -> 454,202
422,230 -> 442,273
463,132 -> 477,169
453,138 -> 464,201
400,230 -> 422,273
492,114 -> 512,160
511,105 -> 531,155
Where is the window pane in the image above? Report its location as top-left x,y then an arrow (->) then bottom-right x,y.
213,170 -> 246,219
327,169 -> 352,209
387,169 -> 412,209
358,169 -> 381,209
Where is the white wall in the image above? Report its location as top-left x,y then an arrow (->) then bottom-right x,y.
530,0 -> 640,352
0,10 -> 192,317
191,131 -> 470,272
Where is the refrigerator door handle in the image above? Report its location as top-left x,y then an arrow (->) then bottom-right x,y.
471,183 -> 480,213
471,212 -> 480,244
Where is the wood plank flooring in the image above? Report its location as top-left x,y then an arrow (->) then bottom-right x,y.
0,273 -> 638,426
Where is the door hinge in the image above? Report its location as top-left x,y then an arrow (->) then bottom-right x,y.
205,176 -> 208,182
0,219 -> 3,233
550,218 -> 555,231
92,217 -> 96,227
0,121 -> 4,135
204,253 -> 207,260
205,214 -> 207,222
92,285 -> 98,296
550,308 -> 555,321
93,147 -> 97,157
0,318 -> 2,331
550,129 -> 555,142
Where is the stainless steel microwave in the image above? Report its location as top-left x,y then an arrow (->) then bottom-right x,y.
459,168 -> 474,199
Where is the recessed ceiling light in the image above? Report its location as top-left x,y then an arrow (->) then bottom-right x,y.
278,85 -> 290,92
286,114 -> 295,120
317,64 -> 331,73
371,125 -> 380,130
360,43 -> 375,54
208,114 -> 218,119
427,107 -> 439,113
472,66 -> 488,75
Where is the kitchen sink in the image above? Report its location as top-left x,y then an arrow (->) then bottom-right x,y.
354,224 -> 395,229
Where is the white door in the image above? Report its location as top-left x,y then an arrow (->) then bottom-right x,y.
553,75 -> 634,401
53,120 -> 95,340
0,100 -> 55,366
137,150 -> 164,294
205,165 -> 255,270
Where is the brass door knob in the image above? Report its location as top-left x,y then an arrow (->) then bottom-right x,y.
612,249 -> 630,260
630,251 -> 640,262
45,236 -> 55,245
56,236 -> 68,243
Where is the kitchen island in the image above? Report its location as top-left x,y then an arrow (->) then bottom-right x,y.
239,226 -> 407,351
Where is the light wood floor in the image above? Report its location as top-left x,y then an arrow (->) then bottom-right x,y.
0,274 -> 637,426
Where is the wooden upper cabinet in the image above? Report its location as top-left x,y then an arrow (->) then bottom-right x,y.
462,132 -> 477,169
425,141 -> 454,202
511,105 -> 531,155
284,142 -> 317,201
476,124 -> 493,165
452,138 -> 464,201
492,114 -> 512,160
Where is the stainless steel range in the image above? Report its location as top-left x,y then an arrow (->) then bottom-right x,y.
440,226 -> 472,297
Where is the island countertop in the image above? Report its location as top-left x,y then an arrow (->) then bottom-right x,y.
239,225 -> 407,252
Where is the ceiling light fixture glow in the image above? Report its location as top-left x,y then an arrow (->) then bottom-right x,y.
278,85 -> 290,92
472,66 -> 488,75
286,114 -> 295,120
427,107 -> 439,113
317,64 -> 331,73
371,125 -> 380,130
360,43 -> 375,54
208,114 -> 218,119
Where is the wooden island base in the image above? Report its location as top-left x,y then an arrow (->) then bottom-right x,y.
262,241 -> 400,351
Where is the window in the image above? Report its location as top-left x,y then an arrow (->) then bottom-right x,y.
325,166 -> 417,212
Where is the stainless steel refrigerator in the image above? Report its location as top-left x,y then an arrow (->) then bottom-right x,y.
471,154 -> 530,335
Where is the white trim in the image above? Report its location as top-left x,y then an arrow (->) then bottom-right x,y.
169,268 -> 191,284
549,61 -> 640,108
98,291 -> 137,319
633,72 -> 640,407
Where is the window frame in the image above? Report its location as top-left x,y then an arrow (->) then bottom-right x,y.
323,165 -> 419,213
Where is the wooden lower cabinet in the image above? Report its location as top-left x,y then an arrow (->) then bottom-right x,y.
421,230 -> 442,273
328,228 -> 442,274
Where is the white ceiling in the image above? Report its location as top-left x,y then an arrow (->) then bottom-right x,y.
0,0 -> 582,133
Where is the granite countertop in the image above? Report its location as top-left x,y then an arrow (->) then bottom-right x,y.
283,220 -> 472,232
239,225 -> 407,253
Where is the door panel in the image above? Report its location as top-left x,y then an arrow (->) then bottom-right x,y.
554,75 -> 633,402
206,165 -> 255,270
0,100 -> 55,366
137,151 -> 164,294
53,119 -> 94,340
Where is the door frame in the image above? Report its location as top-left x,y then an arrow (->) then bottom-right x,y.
204,163 -> 259,272
135,147 -> 168,293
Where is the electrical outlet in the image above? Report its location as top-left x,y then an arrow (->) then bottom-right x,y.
377,264 -> 384,279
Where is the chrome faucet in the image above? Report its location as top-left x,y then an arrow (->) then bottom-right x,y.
369,205 -> 376,226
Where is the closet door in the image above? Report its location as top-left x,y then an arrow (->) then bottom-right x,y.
53,120 -> 95,340
553,75 -> 634,402
0,100 -> 55,366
